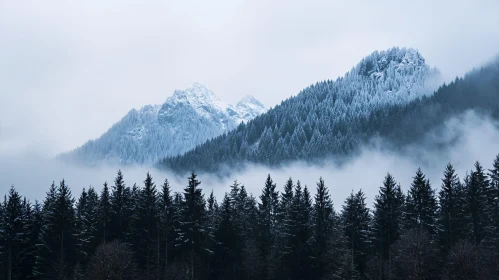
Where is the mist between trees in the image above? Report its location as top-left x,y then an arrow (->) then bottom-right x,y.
1,152 -> 499,280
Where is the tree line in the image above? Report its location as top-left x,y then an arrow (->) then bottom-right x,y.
1,154 -> 499,280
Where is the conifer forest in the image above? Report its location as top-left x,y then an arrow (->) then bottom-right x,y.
2,154 -> 499,280
2,2 -> 499,280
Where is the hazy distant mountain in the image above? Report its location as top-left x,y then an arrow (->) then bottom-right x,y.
60,83 -> 266,165
160,47 -> 455,172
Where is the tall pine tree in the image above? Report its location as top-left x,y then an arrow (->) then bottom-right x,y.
110,170 -> 132,241
341,190 -> 371,276
438,163 -> 463,252
1,187 -> 23,280
178,173 -> 207,280
130,172 -> 160,279
311,177 -> 335,280
405,168 -> 438,236
257,174 -> 279,279
465,162 -> 492,244
98,182 -> 111,244
371,173 -> 405,279
33,180 -> 76,280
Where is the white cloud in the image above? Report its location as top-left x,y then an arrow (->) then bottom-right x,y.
2,110 -> 498,210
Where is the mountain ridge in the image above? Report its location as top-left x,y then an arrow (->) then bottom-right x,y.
59,83 -> 267,165
160,47 -> 450,173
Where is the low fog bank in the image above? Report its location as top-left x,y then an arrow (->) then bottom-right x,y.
1,110 -> 499,208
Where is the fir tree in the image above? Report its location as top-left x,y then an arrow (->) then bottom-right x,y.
277,178 -> 294,280
1,186 -> 24,280
438,163 -> 462,252
98,182 -> 112,244
257,174 -> 279,279
371,173 -> 405,279
130,172 -> 159,279
178,172 -> 207,280
110,170 -> 131,240
20,200 -> 42,280
405,168 -> 438,236
33,180 -> 76,280
214,194 -> 241,279
488,154 -> 499,240
311,177 -> 335,280
341,190 -> 371,276
75,187 -> 99,265
159,178 -> 174,279
465,162 -> 492,244
287,181 -> 313,280
0,196 -> 4,279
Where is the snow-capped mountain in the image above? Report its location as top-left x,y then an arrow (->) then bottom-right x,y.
160,47 -> 445,172
59,83 -> 267,165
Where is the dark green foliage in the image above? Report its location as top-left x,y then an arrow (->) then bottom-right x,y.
371,174 -> 405,278
19,200 -> 43,280
110,170 -> 132,241
490,155 -> 499,230
159,178 -> 175,278
213,194 -> 242,279
130,172 -> 160,279
33,180 -> 76,280
341,190 -> 371,276
405,168 -> 438,236
0,187 -> 24,280
75,187 -> 99,265
177,172 -> 207,280
311,177 -> 335,279
281,181 -> 313,280
438,163 -> 465,252
465,162 -> 492,244
98,182 -> 112,244
4,153 -> 499,279
256,174 -> 279,279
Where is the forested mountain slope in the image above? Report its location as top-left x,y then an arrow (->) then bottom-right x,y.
160,47 -> 452,172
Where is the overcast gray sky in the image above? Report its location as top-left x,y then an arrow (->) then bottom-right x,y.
1,0 -> 499,157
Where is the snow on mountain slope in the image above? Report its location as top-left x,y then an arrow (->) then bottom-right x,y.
59,83 -> 266,165
159,47 -> 444,172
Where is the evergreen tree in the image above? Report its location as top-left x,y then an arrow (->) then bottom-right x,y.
33,180 -> 76,280
177,172 -> 207,280
75,187 -> 99,265
214,194 -> 241,279
110,170 -> 131,241
159,178 -> 174,279
0,196 -> 4,278
488,154 -> 499,240
405,168 -> 438,236
257,174 -> 279,279
206,190 -> 218,237
20,200 -> 42,280
327,251 -> 360,280
286,181 -> 313,280
465,162 -> 492,244
341,190 -> 371,276
130,172 -> 159,279
98,182 -> 112,244
371,173 -> 405,279
276,178 -> 294,280
1,187 -> 24,280
311,177 -> 335,280
438,163 -> 463,252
